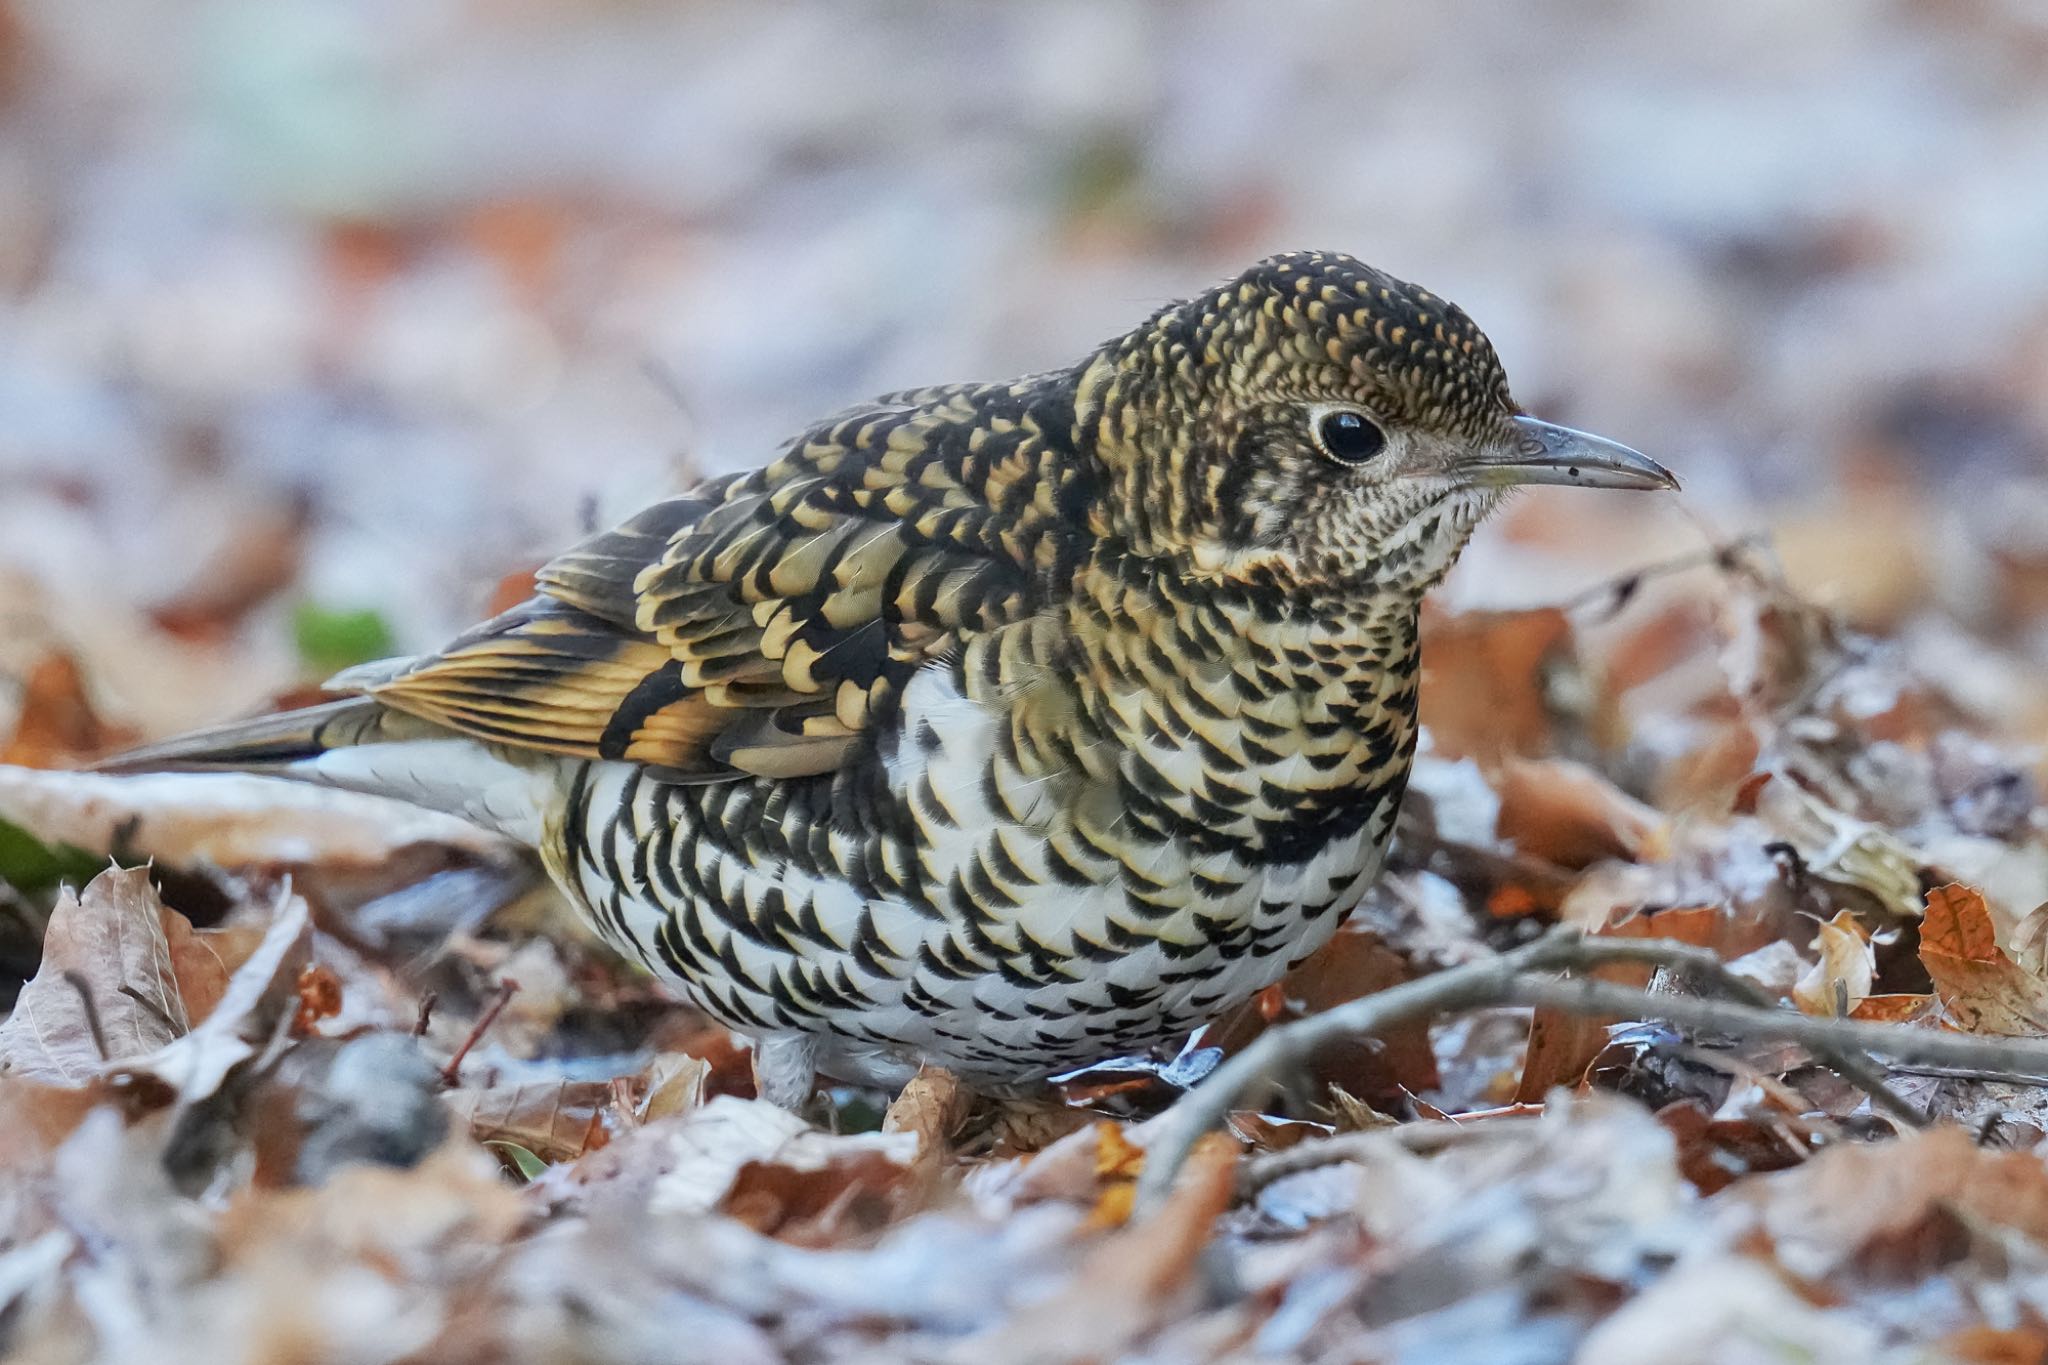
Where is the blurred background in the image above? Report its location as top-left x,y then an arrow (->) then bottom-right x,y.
3,0 -> 2048,740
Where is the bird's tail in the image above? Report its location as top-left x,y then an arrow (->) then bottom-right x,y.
94,698 -> 391,774
95,698 -> 559,845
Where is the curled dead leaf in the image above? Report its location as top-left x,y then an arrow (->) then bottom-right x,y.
1791,909 -> 1875,1017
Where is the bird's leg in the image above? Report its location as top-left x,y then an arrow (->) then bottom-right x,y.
750,1030 -> 820,1110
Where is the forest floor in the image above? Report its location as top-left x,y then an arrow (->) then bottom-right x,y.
6,523 -> 2048,1362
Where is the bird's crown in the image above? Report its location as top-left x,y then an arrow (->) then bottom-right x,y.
1069,251 -> 1668,598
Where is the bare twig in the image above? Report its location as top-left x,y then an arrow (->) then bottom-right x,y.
1562,935 -> 1924,1129
1240,1112 -> 1538,1197
1134,926 -> 1590,1212
60,970 -> 110,1062
439,979 -> 519,1087
413,991 -> 438,1038
1885,1064 -> 2048,1087
1506,976 -> 2048,1078
1559,531 -> 1770,617
1133,930 -> 2038,1214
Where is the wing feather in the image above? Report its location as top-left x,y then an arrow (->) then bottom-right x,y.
362,384 -> 1084,780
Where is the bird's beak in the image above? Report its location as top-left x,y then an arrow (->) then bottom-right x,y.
1461,416 -> 1680,492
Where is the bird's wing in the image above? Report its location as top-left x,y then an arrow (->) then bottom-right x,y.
361,386 -> 1084,780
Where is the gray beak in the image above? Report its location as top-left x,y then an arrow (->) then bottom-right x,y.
1463,416 -> 1680,492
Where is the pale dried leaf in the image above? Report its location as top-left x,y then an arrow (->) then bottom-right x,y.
646,1096 -> 916,1218
115,889 -> 311,1101
0,866 -> 186,1083
636,1052 -> 710,1124
0,766 -> 511,870
1791,909 -> 1874,1017
448,1079 -> 616,1164
882,1065 -> 968,1156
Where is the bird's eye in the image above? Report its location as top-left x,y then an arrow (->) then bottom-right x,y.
1314,409 -> 1387,466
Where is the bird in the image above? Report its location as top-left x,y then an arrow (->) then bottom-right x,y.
108,251 -> 1677,1105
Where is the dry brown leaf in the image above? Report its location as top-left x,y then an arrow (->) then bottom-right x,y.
1850,993 -> 1936,1023
1418,605 -> 1575,760
159,910 -> 242,1026
1921,882 -> 2048,1035
1747,1123 -> 2048,1282
582,1096 -> 922,1240
1516,904 -> 1728,1103
1941,1325 -> 2048,1365
448,1079 -> 617,1165
1205,927 -> 1437,1109
1791,908 -> 1875,1017
634,1052 -> 710,1124
146,494 -> 309,643
0,865 -> 187,1083
1493,755 -> 1666,868
882,1064 -> 969,1156
971,1132 -> 1237,1365
115,889 -> 311,1101
0,653 -> 136,768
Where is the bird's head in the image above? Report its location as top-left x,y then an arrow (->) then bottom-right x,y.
1077,250 -> 1676,598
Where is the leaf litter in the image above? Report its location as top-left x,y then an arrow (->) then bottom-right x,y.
7,538 -> 2048,1360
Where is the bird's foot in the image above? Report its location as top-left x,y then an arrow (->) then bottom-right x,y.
750,1030 -> 820,1111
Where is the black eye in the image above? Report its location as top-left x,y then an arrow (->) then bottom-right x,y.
1315,409 -> 1386,465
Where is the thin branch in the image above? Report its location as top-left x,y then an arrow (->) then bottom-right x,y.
1241,1113 -> 1538,1198
1134,930 -> 2046,1214
439,979 -> 519,1088
60,971 -> 109,1062
1562,935 -> 1924,1128
1134,926 -> 1589,1212
1885,1064 -> 2048,1087
1506,975 -> 2048,1078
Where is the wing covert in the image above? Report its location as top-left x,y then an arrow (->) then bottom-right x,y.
362,384 -> 1084,780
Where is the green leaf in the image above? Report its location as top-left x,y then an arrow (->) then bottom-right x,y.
292,603 -> 396,677
0,817 -> 104,900
483,1139 -> 549,1182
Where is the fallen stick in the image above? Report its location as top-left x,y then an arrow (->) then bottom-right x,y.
1133,927 -> 2048,1214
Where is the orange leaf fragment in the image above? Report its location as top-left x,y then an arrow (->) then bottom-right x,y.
1093,1121 -> 1146,1181
291,963 -> 344,1036
1920,883 -> 2048,1035
1923,882 -> 2002,962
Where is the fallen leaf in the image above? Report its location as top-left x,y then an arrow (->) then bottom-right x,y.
635,1052 -> 710,1124
970,1132 -> 1238,1364
1921,882 -> 2048,1035
447,1079 -> 617,1165
147,494 -> 310,644
1418,606 -> 1575,760
291,962 -> 344,1036
882,1064 -> 969,1156
0,866 -> 187,1082
115,889 -> 311,1101
1493,756 -> 1665,868
1746,1123 -> 2048,1281
1792,909 -> 1875,1017
0,653 -> 136,768
1516,905 -> 1728,1103
1204,927 -> 1438,1108
1850,993 -> 1936,1023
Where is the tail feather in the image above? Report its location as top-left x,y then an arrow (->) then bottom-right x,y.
93,699 -> 390,773
95,699 -> 559,845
